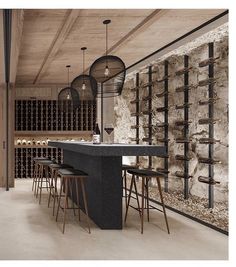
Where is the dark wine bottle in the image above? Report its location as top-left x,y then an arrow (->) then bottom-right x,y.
93,122 -> 101,144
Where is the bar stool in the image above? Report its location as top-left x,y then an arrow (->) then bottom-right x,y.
48,163 -> 73,216
122,164 -> 138,208
56,168 -> 90,234
36,159 -> 55,204
32,157 -> 50,195
124,168 -> 170,234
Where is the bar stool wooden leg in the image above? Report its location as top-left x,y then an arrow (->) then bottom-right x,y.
133,176 -> 141,218
36,164 -> 43,199
39,165 -> 45,204
34,163 -> 40,196
48,168 -> 54,208
124,170 -> 128,208
32,162 -> 36,191
124,174 -> 135,222
53,171 -> 59,216
62,178 -> 68,234
156,177 -> 170,234
69,179 -> 76,216
80,178 -> 91,234
146,178 -> 150,222
75,179 -> 81,221
33,163 -> 38,194
141,177 -> 145,234
45,166 -> 50,192
56,177 -> 64,222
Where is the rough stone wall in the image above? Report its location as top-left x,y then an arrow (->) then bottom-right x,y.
114,23 -> 228,202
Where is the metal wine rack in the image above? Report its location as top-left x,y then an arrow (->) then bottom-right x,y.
141,66 -> 153,169
15,147 -> 62,178
130,72 -> 140,166
15,100 -> 97,131
197,42 -> 220,208
155,60 -> 169,192
174,55 -> 192,199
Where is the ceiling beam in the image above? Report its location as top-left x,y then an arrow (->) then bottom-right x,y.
83,9 -> 168,74
33,9 -> 80,84
107,9 -> 168,55
0,10 -> 5,85
10,9 -> 24,84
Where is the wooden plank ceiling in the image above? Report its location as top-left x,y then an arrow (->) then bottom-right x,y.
15,9 -> 226,86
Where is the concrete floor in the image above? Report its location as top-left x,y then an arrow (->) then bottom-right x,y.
0,179 -> 228,260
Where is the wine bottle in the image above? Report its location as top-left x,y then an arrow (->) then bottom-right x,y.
17,138 -> 22,145
93,122 -> 101,144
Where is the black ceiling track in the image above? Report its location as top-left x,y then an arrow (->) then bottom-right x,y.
3,9 -> 12,191
125,10 -> 228,74
3,9 -> 12,83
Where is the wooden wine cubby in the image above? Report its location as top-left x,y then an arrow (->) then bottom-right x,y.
15,100 -> 97,131
15,147 -> 62,179
14,99 -> 97,179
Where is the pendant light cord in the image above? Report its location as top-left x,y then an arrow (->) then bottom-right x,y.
67,65 -> 70,87
106,23 -> 108,56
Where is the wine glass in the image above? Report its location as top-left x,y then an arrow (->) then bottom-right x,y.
104,123 -> 114,144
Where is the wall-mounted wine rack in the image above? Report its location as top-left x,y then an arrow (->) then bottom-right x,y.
130,73 -> 140,166
15,147 -> 62,178
130,63 -> 169,188
174,55 -> 192,199
156,60 -> 169,192
15,100 -> 96,131
197,42 -> 220,208
127,39 -> 226,212
141,66 -> 153,169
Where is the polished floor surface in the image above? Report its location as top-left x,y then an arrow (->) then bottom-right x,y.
0,179 -> 228,260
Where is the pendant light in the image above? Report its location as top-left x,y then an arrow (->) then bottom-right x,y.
58,65 -> 80,111
89,19 -> 126,98
71,47 -> 98,100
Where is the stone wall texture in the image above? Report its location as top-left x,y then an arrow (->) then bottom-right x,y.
114,23 -> 228,203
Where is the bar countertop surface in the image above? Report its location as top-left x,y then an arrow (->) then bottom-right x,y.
48,141 -> 167,157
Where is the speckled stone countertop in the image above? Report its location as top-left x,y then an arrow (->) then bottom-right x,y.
48,141 -> 166,157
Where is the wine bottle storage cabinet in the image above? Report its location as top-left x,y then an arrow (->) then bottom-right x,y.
15,100 -> 97,131
15,147 -> 62,179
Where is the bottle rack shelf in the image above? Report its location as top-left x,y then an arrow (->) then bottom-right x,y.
175,55 -> 191,199
15,147 -> 62,179
197,42 -> 220,208
15,100 -> 96,132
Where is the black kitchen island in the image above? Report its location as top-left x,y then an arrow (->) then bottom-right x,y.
48,141 -> 166,229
